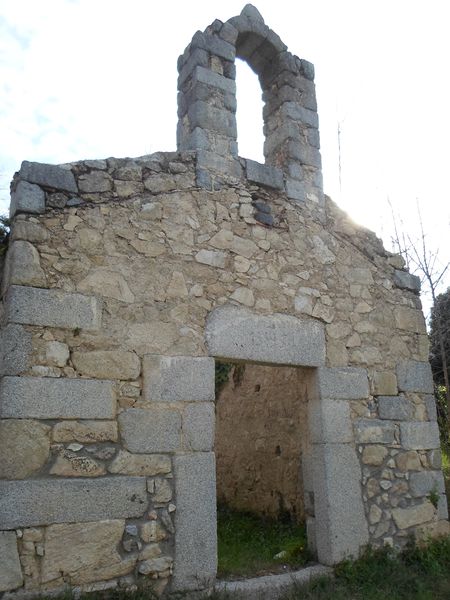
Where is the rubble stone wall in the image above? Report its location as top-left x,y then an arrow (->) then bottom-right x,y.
216,364 -> 310,521
0,4 -> 448,597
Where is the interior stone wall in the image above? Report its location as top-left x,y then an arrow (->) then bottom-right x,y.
216,364 -> 310,521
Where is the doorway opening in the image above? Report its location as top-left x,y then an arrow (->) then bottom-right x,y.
214,361 -> 314,578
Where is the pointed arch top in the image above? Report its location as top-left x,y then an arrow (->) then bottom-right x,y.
176,5 -> 323,207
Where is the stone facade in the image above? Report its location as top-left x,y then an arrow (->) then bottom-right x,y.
0,4 -> 448,597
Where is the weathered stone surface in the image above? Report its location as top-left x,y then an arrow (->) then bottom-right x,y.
41,520 -> 135,585
143,355 -> 215,401
0,377 -> 115,419
20,160 -> 77,193
245,159 -> 284,189
205,305 -> 325,366
400,422 -> 440,450
372,371 -> 398,396
2,240 -> 46,291
313,443 -> 368,564
0,324 -> 32,376
393,270 -> 421,292
354,419 -> 395,444
108,450 -> 171,476
183,402 -> 215,451
141,521 -> 168,543
396,450 -> 422,471
173,453 -> 217,590
11,220 -> 49,243
78,171 -> 113,193
52,421 -> 118,443
317,367 -> 369,399
77,269 -> 135,303
4,285 -> 102,331
0,531 -> 23,591
361,445 -> 388,466
409,471 -> 445,497
394,307 -> 426,333
72,350 -> 140,380
0,478 -> 148,529
392,502 -> 435,529
43,340 -> 70,367
195,249 -> 226,267
230,286 -> 255,306
309,399 -> 353,444
50,451 -> 106,477
424,395 -> 438,421
0,420 -> 50,479
138,556 -> 173,575
378,396 -> 413,420
215,565 -> 333,599
151,478 -> 173,503
397,361 -> 434,393
119,408 -> 181,453
9,181 -> 45,217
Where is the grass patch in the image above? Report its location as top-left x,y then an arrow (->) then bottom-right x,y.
282,536 -> 450,600
442,445 -> 450,510
217,505 -> 310,578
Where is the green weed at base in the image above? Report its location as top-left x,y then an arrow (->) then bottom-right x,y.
217,505 -> 311,578
282,536 -> 450,600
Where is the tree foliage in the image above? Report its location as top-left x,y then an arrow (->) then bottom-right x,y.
0,214 -> 10,256
429,288 -> 450,387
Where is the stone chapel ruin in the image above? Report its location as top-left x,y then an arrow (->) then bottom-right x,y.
0,4 -> 448,597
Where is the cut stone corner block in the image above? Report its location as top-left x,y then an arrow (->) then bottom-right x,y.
9,180 -> 45,218
172,452 -> 217,591
317,367 -> 369,400
0,324 -> 32,377
143,355 -> 215,402
313,443 -> 368,565
205,304 -> 325,366
0,531 -> 23,592
19,160 -> 78,193
396,360 -> 434,393
4,285 -> 102,331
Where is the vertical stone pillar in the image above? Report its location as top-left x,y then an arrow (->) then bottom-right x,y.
177,23 -> 241,188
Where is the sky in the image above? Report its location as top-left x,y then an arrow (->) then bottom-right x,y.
1,0 -> 449,313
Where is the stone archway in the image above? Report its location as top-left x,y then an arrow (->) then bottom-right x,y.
171,304 -> 369,591
176,4 -> 323,205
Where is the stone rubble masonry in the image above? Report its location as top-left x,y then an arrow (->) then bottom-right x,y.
205,304 -> 325,366
0,478 -> 148,529
392,502 -> 435,530
143,355 -> 215,402
354,419 -> 396,444
0,377 -> 116,419
1,240 -> 46,293
4,285 -> 102,331
397,360 -> 434,393
173,453 -> 217,591
409,471 -> 445,497
0,531 -> 23,592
